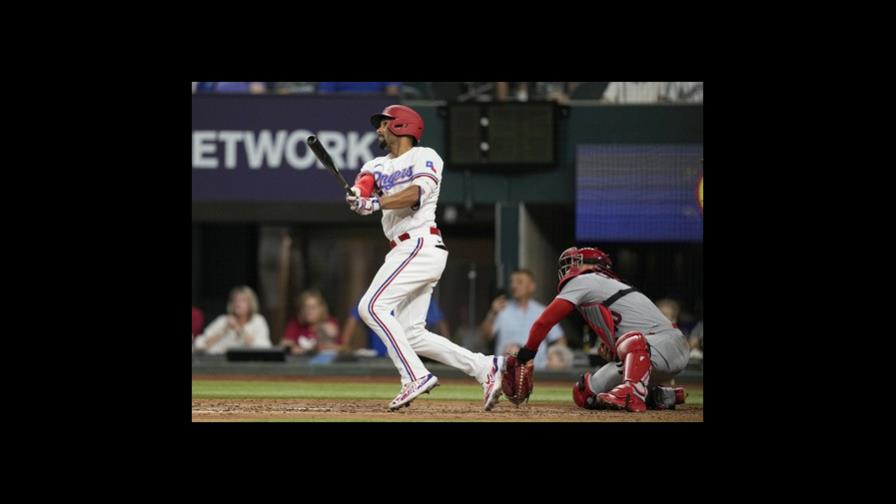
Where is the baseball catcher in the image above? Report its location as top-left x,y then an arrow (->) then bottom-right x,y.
506,246 -> 689,412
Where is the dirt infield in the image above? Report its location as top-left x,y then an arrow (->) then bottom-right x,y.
192,375 -> 703,422
192,397 -> 703,422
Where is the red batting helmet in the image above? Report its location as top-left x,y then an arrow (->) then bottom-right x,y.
370,105 -> 424,144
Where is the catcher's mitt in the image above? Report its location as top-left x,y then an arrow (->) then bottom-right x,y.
502,353 -> 535,406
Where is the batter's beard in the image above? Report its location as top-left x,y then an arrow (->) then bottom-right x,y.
379,138 -> 388,150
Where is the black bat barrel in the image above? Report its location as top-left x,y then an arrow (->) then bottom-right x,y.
307,136 -> 352,195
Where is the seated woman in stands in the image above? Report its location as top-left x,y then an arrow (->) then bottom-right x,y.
281,290 -> 341,356
194,286 -> 271,354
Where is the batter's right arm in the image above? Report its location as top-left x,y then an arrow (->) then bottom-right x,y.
379,185 -> 421,209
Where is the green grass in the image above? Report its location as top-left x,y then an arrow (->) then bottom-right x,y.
192,379 -> 703,406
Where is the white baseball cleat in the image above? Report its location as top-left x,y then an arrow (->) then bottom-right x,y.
482,356 -> 505,411
389,373 -> 439,411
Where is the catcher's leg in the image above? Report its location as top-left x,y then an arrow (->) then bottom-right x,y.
572,361 -> 622,409
596,331 -> 651,412
643,331 -> 690,409
572,373 -> 600,409
643,331 -> 689,383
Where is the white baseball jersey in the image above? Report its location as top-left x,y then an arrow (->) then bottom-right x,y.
359,146 -> 442,241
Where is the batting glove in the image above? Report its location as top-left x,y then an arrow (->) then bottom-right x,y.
345,186 -> 362,203
348,194 -> 380,215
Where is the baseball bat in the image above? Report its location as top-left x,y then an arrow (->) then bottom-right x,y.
306,136 -> 353,196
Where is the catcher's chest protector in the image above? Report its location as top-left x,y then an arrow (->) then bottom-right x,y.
578,301 -> 618,355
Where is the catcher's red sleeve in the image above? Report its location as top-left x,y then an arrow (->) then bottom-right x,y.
354,172 -> 376,197
524,298 -> 576,352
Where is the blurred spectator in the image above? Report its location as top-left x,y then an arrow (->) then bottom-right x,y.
191,306 -> 204,340
282,290 -> 341,355
655,298 -> 681,329
538,82 -> 572,103
317,82 -> 401,95
194,82 -> 267,94
194,286 -> 271,354
341,296 -> 448,357
601,82 -> 703,103
480,269 -> 566,370
494,82 -> 577,103
546,345 -> 575,370
495,82 -> 529,102
667,82 -> 703,103
689,320 -> 704,360
601,82 -> 667,103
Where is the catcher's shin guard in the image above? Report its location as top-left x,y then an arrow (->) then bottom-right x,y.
572,373 -> 602,410
597,331 -> 651,412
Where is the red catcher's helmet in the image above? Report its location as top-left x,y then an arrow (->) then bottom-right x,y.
557,246 -> 616,290
370,105 -> 424,144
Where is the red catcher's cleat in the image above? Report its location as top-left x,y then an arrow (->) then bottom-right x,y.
573,373 -> 604,410
597,383 -> 647,413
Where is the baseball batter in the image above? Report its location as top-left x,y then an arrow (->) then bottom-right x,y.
346,105 -> 505,411
513,246 -> 689,412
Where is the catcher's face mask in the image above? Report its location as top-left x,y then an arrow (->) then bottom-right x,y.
557,248 -> 583,281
